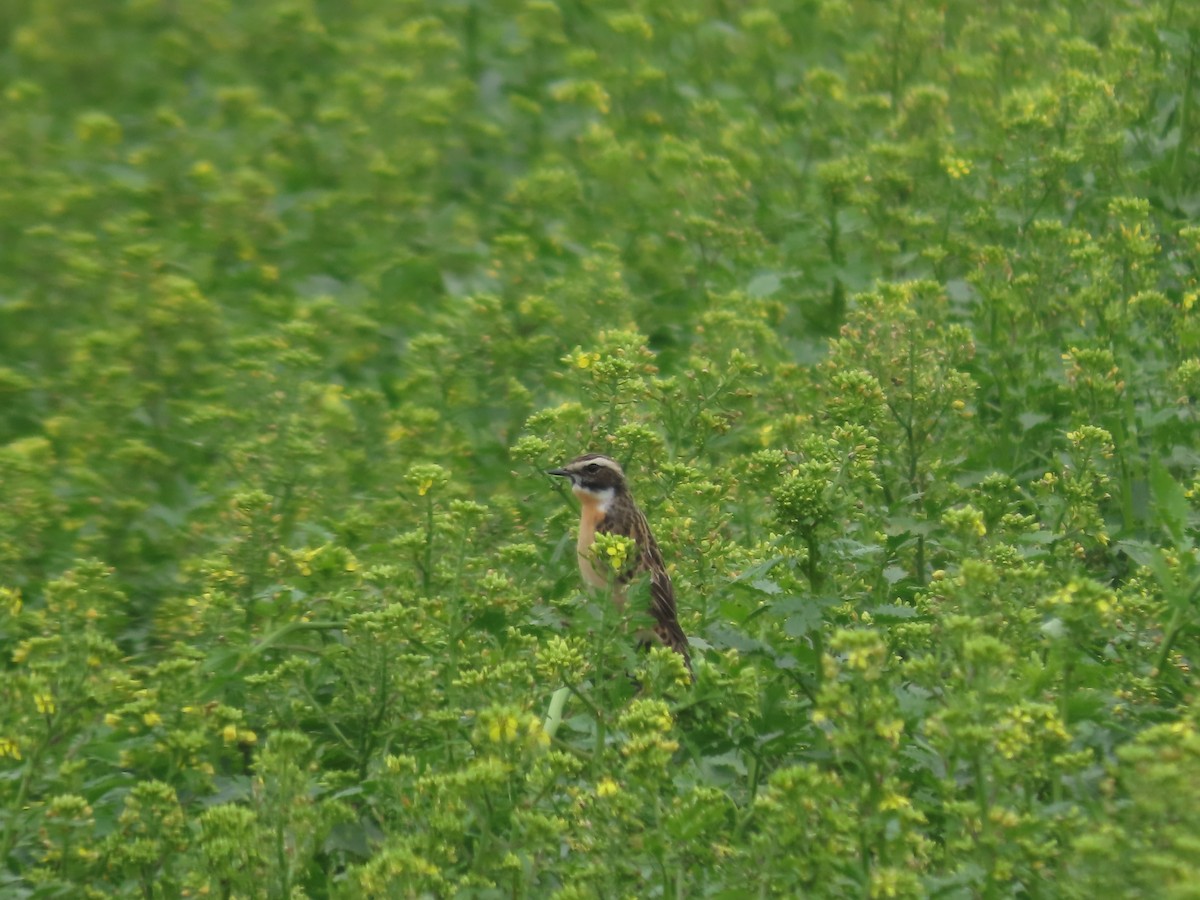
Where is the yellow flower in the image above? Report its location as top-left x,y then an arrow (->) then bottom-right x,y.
1,587 -> 21,616
596,777 -> 620,797
222,724 -> 238,743
989,806 -> 1021,828
34,693 -> 55,715
592,533 -> 633,572
385,754 -> 417,774
0,737 -> 21,759
605,544 -> 625,571
572,350 -> 601,369
407,464 -> 449,498
943,157 -> 972,179
488,714 -> 519,744
142,711 -> 162,728
875,718 -> 905,745
525,718 -> 551,749
847,647 -> 871,671
878,792 -> 911,811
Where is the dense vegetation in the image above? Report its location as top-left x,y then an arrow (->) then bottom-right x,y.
2,0 -> 1199,896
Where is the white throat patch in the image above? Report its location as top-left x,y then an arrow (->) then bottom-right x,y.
572,484 -> 615,513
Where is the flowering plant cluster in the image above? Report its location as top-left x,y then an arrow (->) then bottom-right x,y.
2,0 -> 1199,895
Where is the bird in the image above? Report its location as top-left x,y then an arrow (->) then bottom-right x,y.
547,453 -> 693,678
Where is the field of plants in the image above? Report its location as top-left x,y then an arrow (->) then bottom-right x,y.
2,0 -> 1199,896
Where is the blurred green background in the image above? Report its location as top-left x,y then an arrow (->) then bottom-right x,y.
2,1 -> 1199,896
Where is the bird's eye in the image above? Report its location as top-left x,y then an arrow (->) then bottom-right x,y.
585,463 -> 600,473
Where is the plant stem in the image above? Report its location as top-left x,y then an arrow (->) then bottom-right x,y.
422,494 -> 435,596
544,686 -> 570,737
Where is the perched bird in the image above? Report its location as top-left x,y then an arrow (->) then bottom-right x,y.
547,453 -> 693,677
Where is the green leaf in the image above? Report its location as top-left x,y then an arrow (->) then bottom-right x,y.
783,605 -> 823,638
750,578 -> 783,595
1150,460 -> 1191,547
747,272 -> 782,298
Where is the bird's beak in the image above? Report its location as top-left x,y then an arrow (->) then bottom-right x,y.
546,467 -> 570,478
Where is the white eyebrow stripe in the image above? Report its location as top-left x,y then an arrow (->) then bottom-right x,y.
572,456 -> 622,475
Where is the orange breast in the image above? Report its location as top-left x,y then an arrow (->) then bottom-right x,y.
575,494 -> 608,590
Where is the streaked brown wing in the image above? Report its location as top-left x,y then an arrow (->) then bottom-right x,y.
641,534 -> 694,678
597,500 -> 694,679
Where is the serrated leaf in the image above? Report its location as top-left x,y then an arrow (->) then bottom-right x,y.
1118,539 -> 1160,569
747,272 -> 782,298
784,604 -> 823,638
1118,540 -> 1176,596
1150,460 -> 1191,547
705,623 -> 767,653
731,556 -> 785,583
1018,411 -> 1051,431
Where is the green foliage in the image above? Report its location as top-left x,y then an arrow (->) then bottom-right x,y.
2,0 -> 1199,895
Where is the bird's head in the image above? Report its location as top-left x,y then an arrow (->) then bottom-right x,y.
547,453 -> 627,503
